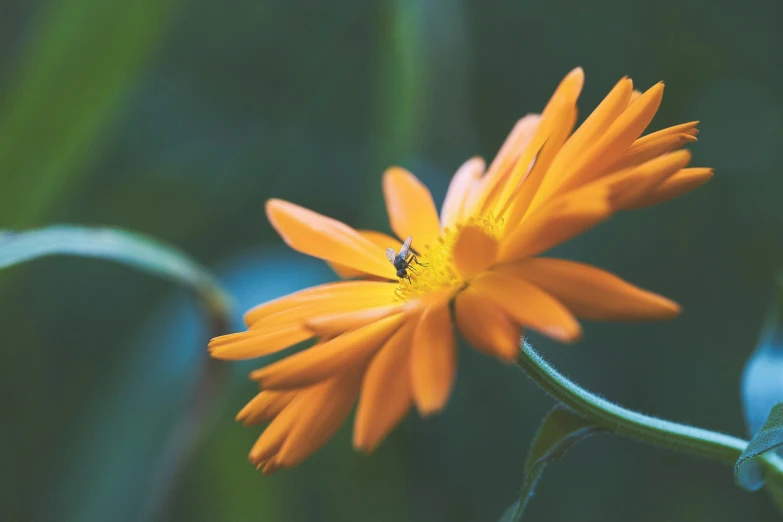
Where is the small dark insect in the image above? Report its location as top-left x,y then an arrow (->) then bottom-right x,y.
386,236 -> 427,282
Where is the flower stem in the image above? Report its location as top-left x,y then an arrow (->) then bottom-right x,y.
141,296 -> 232,521
517,340 -> 783,475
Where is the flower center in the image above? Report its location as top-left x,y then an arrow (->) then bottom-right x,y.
394,213 -> 504,301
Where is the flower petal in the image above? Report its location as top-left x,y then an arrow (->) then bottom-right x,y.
249,392 -> 303,464
530,77 -> 633,209
625,168 -> 714,209
327,230 -> 405,277
498,259 -> 680,321
440,156 -> 485,228
452,225 -> 499,280
501,101 -> 578,224
604,120 -> 698,173
557,82 -> 666,192
266,199 -> 393,279
410,302 -> 456,415
252,314 -> 405,389
353,322 -> 415,452
382,167 -> 442,248
499,186 -> 612,262
455,287 -> 520,362
484,114 -> 542,182
244,281 -> 397,327
305,304 -> 404,337
632,121 -> 699,148
544,67 -> 585,113
604,133 -> 697,174
237,390 -> 297,426
275,370 -> 362,468
209,323 -> 312,360
481,67 -> 585,215
587,149 -> 692,211
476,115 -> 542,213
472,271 -> 582,343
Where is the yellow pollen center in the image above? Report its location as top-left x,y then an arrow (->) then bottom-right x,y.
394,213 -> 504,301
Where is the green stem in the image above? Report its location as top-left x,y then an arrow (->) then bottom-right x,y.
141,297 -> 231,521
517,340 -> 783,475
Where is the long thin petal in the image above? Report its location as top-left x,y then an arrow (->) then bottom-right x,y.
533,77 -> 633,206
410,302 -> 456,415
472,271 -> 582,343
455,287 -> 520,362
625,168 -> 714,209
275,370 -> 362,468
476,115 -> 542,213
328,230 -> 404,278
237,390 -> 297,426
251,297 -> 395,331
543,67 -> 585,114
499,186 -> 612,262
501,101 -> 578,224
244,281 -> 397,327
305,304 -> 404,336
585,150 -> 692,210
604,133 -> 696,173
353,322 -> 415,452
482,68 -> 583,215
484,114 -> 542,182
383,167 -> 442,248
440,157 -> 485,228
498,259 -> 680,321
466,69 -> 582,219
492,69 -> 588,214
252,314 -> 405,389
209,323 -> 312,360
632,121 -> 699,148
266,199 -> 393,279
452,225 -> 499,280
248,392 -> 304,464
555,82 -> 666,193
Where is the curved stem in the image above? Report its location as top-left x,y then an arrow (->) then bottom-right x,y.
517,340 -> 783,474
141,296 -> 232,521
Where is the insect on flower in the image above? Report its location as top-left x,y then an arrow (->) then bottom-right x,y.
385,236 -> 426,282
209,68 -> 715,473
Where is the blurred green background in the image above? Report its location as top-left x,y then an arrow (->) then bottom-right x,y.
1,0 -> 782,520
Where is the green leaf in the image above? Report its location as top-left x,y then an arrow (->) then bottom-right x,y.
735,403 -> 783,491
0,225 -> 229,313
496,500 -> 521,522
0,0 -> 181,226
500,404 -> 605,521
742,274 -> 783,437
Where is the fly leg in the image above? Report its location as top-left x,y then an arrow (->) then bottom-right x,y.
408,254 -> 428,267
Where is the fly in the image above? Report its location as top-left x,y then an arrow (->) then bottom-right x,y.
386,236 -> 427,282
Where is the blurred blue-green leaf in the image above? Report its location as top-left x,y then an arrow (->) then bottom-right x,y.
500,404 -> 604,521
735,403 -> 783,492
742,274 -> 783,437
0,225 -> 228,310
0,0 -> 180,226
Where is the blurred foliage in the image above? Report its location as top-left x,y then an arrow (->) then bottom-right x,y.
0,0 -> 782,521
735,403 -> 783,492
0,0 -> 180,226
504,405 -> 605,520
743,275 -> 783,438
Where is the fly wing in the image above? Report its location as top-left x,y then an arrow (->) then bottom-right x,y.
399,236 -> 413,258
386,248 -> 397,264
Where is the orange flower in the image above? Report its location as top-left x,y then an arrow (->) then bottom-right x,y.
209,68 -> 712,474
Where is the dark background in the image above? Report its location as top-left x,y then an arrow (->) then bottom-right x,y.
1,0 -> 782,521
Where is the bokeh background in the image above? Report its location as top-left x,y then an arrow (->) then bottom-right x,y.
1,0 -> 782,521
